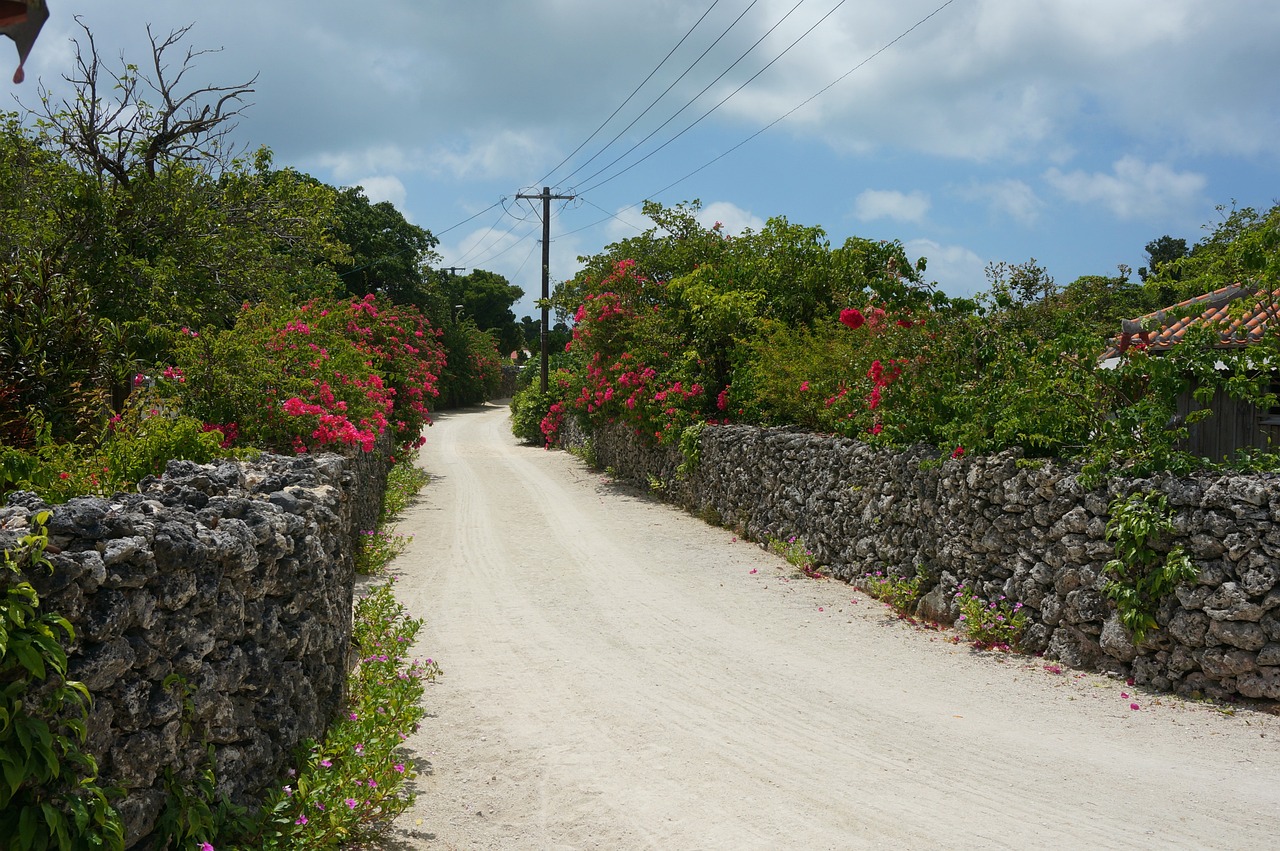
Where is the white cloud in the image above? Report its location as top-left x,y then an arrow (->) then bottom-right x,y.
352,175 -> 407,210
602,204 -> 652,244
313,146 -> 420,183
429,130 -> 553,181
905,239 -> 986,299
1044,156 -> 1207,220
697,201 -> 765,236
962,179 -> 1044,225
853,189 -> 930,224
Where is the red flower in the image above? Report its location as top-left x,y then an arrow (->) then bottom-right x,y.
839,308 -> 865,330
951,445 -> 965,459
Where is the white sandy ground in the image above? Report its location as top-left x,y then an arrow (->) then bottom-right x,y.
367,402 -> 1280,850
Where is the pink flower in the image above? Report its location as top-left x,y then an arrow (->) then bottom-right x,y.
320,759 -> 332,768
200,844 -> 215,851
951,446 -> 965,459
346,798 -> 358,809
295,815 -> 308,825
799,381 -> 810,392
394,763 -> 406,773
1130,703 -> 1140,711
839,308 -> 866,330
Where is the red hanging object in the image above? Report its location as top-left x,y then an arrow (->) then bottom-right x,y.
0,0 -> 48,84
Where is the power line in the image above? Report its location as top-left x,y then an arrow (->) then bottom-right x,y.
532,0 -> 725,189
552,0 -> 763,190
579,0 -> 850,195
567,0 -> 810,193
453,200 -> 529,267
568,0 -> 962,239
335,198 -> 504,278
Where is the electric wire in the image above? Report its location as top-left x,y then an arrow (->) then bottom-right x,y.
338,198 -> 504,278
452,200 -> 527,267
457,196 -> 544,269
565,0 -> 959,237
578,0 -> 849,195
532,0 -> 725,189
645,0 -> 959,201
552,0 -> 763,190
565,0 -> 809,193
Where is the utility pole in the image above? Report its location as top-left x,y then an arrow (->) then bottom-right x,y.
516,186 -> 575,393
442,266 -> 466,277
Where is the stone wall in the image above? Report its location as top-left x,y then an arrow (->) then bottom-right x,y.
569,420 -> 1280,704
0,439 -> 391,847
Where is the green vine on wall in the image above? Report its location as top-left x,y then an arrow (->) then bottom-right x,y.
0,512 -> 124,850
1102,493 -> 1198,644
676,422 -> 705,479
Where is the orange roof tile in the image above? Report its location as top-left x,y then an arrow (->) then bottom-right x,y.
1103,285 -> 1280,358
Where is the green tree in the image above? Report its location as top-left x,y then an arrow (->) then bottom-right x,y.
1139,235 -> 1189,281
443,269 -> 524,355
331,185 -> 443,315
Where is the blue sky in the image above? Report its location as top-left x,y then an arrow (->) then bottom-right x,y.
10,1 -> 1280,319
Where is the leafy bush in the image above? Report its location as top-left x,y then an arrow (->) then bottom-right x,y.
510,376 -> 571,445
437,322 -> 505,408
169,296 -> 444,457
1103,493 -> 1198,643
953,585 -> 1028,650
100,392 -> 227,484
861,568 -> 925,615
0,513 -> 125,850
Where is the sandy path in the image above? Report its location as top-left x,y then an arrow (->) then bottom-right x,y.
376,403 -> 1279,850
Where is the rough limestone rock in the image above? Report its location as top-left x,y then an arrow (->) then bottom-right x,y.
0,436 -> 391,847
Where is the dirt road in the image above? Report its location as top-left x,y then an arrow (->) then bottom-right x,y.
378,403 -> 1280,850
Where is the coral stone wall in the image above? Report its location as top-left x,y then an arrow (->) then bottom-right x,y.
0,441 -> 391,847
568,420 -> 1280,703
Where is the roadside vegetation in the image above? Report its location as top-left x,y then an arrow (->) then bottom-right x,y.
514,199 -> 1280,485
0,22 -> 490,850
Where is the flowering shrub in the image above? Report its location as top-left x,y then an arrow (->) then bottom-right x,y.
766,534 -> 825,579
953,585 -> 1028,650
226,581 -> 437,848
170,296 -> 444,457
557,262 -> 713,446
861,569 -> 925,616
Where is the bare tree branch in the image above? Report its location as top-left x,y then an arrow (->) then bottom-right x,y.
30,18 -> 256,185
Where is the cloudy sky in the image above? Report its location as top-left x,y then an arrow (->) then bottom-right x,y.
9,1 -> 1279,318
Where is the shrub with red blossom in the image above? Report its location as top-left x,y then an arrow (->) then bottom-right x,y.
168,296 -> 444,456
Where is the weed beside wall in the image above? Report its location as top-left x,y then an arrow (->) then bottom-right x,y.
571,420 -> 1280,703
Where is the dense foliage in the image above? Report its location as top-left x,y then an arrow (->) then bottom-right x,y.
0,26 -> 523,503
517,200 -> 1280,482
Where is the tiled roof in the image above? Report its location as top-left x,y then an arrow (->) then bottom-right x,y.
1102,285 -> 1277,358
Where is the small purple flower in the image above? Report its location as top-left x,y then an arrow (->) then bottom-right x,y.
295,815 -> 308,826
345,798 -> 358,809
